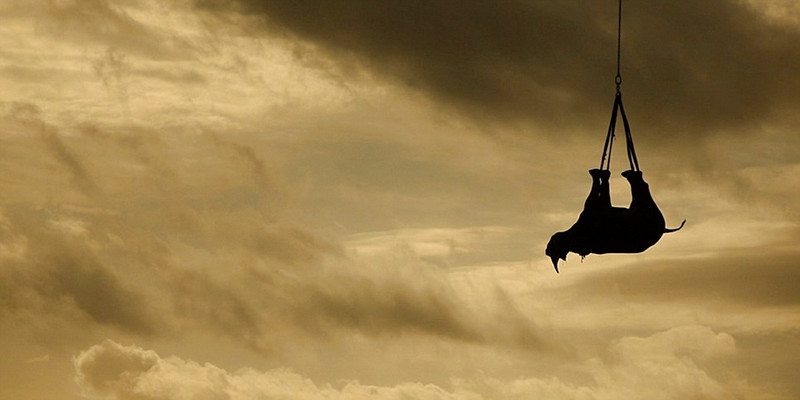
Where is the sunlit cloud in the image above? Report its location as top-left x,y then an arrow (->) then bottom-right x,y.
74,329 -> 752,400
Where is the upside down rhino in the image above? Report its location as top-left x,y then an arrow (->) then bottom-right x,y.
546,169 -> 685,272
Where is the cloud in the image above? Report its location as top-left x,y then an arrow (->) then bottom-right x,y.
208,134 -> 280,194
0,108 -> 551,354
40,126 -> 100,197
74,340 -> 160,398
0,206 -> 156,336
74,340 -> 470,400
196,0 -> 800,137
1,102 -> 100,197
92,48 -> 131,102
74,327 -> 749,400
299,264 -> 485,342
344,226 -> 522,266
570,248 -> 800,308
471,327 -> 740,399
35,0 -> 195,60
593,326 -> 736,399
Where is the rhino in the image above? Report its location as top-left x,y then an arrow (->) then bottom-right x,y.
546,169 -> 685,273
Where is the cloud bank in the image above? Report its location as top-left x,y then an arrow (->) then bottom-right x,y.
2,1 -> 799,399
197,0 -> 800,136
0,102 -> 551,355
74,326 -> 744,400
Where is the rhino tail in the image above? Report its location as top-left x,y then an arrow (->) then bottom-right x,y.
664,219 -> 686,233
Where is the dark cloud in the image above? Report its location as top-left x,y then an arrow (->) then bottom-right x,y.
569,248 -> 800,308
168,266 -> 266,349
197,0 -> 800,137
292,262 -> 553,352
0,102 -> 100,197
209,135 -> 274,191
0,208 -> 156,335
246,224 -> 342,265
40,127 -> 100,197
135,67 -> 208,84
91,47 -> 130,101
303,273 -> 484,341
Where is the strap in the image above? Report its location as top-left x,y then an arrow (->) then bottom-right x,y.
618,94 -> 640,171
599,94 -> 619,171
599,92 -> 640,172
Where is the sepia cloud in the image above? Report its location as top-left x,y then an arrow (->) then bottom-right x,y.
196,0 -> 800,137
74,327 -> 746,400
1,102 -> 99,197
35,0 -> 196,60
571,248 -> 800,308
0,103 -> 552,355
291,252 -> 551,351
2,1 -> 799,399
0,216 -> 157,342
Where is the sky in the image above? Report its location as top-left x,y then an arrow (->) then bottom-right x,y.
1,0 -> 799,399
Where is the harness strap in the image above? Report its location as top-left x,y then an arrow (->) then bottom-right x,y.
600,92 -> 640,172
599,95 -> 619,171
618,94 -> 640,172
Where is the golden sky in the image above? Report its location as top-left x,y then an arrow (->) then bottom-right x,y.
2,0 -> 800,399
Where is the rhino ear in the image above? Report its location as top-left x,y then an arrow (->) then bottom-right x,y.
551,256 -> 560,273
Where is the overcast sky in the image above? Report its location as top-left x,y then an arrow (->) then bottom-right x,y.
1,1 -> 799,399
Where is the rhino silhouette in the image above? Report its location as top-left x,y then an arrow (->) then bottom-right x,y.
546,169 -> 685,272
